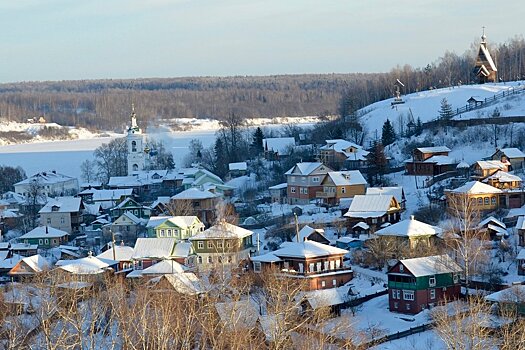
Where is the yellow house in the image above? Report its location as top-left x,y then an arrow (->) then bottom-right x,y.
445,181 -> 502,214
318,171 -> 367,205
472,160 -> 508,180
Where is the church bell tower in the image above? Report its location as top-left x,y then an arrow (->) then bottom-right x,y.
127,104 -> 146,175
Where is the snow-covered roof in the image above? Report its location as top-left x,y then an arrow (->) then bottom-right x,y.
376,217 -> 442,237
268,183 -> 287,190
15,171 -> 76,186
148,272 -> 204,295
115,211 -> 142,225
325,171 -> 367,186
516,216 -> 525,231
229,162 -> 248,171
269,240 -> 348,259
479,216 -> 506,229
79,188 -> 133,201
19,226 -> 69,239
345,194 -> 397,218
488,224 -> 508,236
517,249 -> 525,260
0,254 -> 22,269
485,286 -> 525,304
285,162 -> 327,176
395,255 -> 462,277
449,181 -> 502,194
456,161 -> 470,169
250,253 -> 282,263
336,237 -> 359,243
321,139 -> 361,152
10,243 -> 38,251
263,137 -> 295,155
298,225 -> 325,241
301,285 -> 350,310
96,245 -> 134,262
366,186 -> 404,203
56,255 -> 112,275
424,155 -> 456,165
476,160 -> 507,170
132,238 -> 177,259
171,187 -> 218,200
416,146 -> 451,154
10,254 -> 50,274
0,209 -> 21,218
215,299 -> 260,329
190,222 -> 253,240
146,215 -> 201,229
479,42 -> 497,72
39,197 -> 81,214
352,222 -> 369,230
173,242 -> 194,258
485,171 -> 522,183
499,148 -> 525,159
150,196 -> 170,209
127,259 -> 188,278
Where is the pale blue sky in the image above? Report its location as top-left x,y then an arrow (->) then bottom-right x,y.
1,0 -> 523,83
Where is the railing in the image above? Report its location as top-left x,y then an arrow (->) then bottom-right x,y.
280,266 -> 353,277
388,281 -> 416,290
315,191 -> 336,198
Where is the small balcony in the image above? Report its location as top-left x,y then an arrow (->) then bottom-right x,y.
316,191 -> 336,198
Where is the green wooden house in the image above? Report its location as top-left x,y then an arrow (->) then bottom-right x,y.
18,226 -> 69,249
110,197 -> 151,220
387,254 -> 462,314
146,215 -> 204,240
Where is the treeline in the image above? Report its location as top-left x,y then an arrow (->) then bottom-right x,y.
0,36 -> 524,131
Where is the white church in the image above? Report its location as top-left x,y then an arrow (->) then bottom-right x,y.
126,104 -> 148,175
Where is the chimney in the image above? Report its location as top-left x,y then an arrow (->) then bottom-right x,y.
45,226 -> 48,234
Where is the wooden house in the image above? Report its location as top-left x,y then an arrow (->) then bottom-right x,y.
474,32 -> 497,83
251,240 -> 352,291
375,216 -> 441,250
485,285 -> 525,316
296,225 -> 330,245
8,254 -> 50,278
110,197 -> 151,220
170,188 -> 220,226
18,226 -> 69,249
516,216 -> 525,247
96,245 -> 134,272
319,139 -> 369,170
517,249 -> 525,275
189,222 -> 253,266
285,162 -> 332,205
131,237 -> 178,270
445,181 -> 502,214
366,186 -> 406,210
472,160 -> 508,180
405,146 -> 456,176
39,197 -> 84,234
317,170 -> 367,206
268,183 -> 287,204
146,215 -> 204,240
484,170 -> 522,190
491,148 -> 525,170
387,255 -> 462,314
228,162 -> 248,178
104,212 -> 145,243
477,216 -> 508,241
344,194 -> 402,233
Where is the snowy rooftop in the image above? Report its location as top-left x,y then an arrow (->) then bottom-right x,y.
173,242 -> 193,258
171,187 -> 218,200
285,162 -> 327,176
79,188 -> 133,201
479,216 -> 506,229
516,216 -> 525,231
517,249 -> 525,260
366,186 -> 404,203
19,226 -> 69,239
190,221 -> 253,240
345,194 -> 397,218
325,170 -> 367,186
146,215 -> 201,229
148,273 -> 204,295
263,137 -> 295,155
96,245 -> 134,262
485,285 -> 525,303
15,170 -> 76,186
476,160 -> 508,170
376,217 -> 442,237
265,240 -> 348,259
395,255 -> 462,277
132,238 -> 177,259
228,162 -> 248,171
416,146 -> 451,154
298,225 -> 325,241
56,255 -> 112,275
39,196 -> 81,214
485,171 -> 522,183
424,155 -> 456,165
498,148 -> 525,159
127,259 -> 188,278
268,183 -> 287,190
11,254 -> 50,274
449,181 -> 502,194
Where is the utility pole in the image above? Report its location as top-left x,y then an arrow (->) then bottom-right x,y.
111,230 -> 116,261
294,213 -> 300,242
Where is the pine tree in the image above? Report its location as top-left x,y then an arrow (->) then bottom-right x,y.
439,98 -> 454,120
252,127 -> 264,156
416,117 -> 423,136
381,119 -> 396,146
367,141 -> 388,185
213,138 -> 228,178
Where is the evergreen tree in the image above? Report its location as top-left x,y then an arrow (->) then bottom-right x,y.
439,98 -> 454,120
367,141 -> 388,185
381,119 -> 396,146
416,117 -> 423,136
252,127 -> 264,156
213,138 -> 228,178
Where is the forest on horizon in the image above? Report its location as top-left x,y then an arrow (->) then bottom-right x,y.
0,35 -> 524,132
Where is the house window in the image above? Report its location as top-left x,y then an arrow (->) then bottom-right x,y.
403,290 -> 414,301
134,209 -> 139,215
60,217 -> 65,224
330,260 -> 335,270
53,239 -> 57,245
208,241 -> 213,249
217,241 -> 223,249
44,239 -> 49,245
254,261 -> 261,272
283,261 -> 289,270
47,218 -> 51,224
312,177 -> 320,183
371,218 -> 377,224
477,197 -> 483,205
406,304 -> 411,311
160,230 -> 165,237
309,263 -> 315,272
396,290 -> 401,299
298,263 -> 304,273
316,262 -> 322,271
430,289 -> 436,300
167,229 -> 172,237
394,302 -> 398,309
332,279 -> 337,286
392,289 -> 398,299
291,176 -> 296,183
324,261 -> 329,271
484,197 -> 489,205
291,187 -> 296,194
321,281 -> 326,287
341,187 -> 346,194
453,274 -> 459,283
226,242 -> 231,248
335,260 -> 340,269
198,256 -> 202,264
301,177 -> 306,182
399,265 -> 404,272
207,256 -> 213,264
429,276 -> 436,287
491,197 -> 496,205
198,241 -> 204,249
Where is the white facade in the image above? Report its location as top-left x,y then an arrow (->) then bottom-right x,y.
14,171 -> 79,198
127,105 -> 146,175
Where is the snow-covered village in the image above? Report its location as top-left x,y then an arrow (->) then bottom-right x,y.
1,2 -> 525,350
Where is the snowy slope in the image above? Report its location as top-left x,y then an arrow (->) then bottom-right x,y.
360,81 -> 525,139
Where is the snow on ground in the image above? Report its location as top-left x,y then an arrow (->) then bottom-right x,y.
386,171 -> 430,217
360,81 -> 525,139
370,329 -> 446,350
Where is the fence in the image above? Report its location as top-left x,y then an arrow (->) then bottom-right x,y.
343,289 -> 388,308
